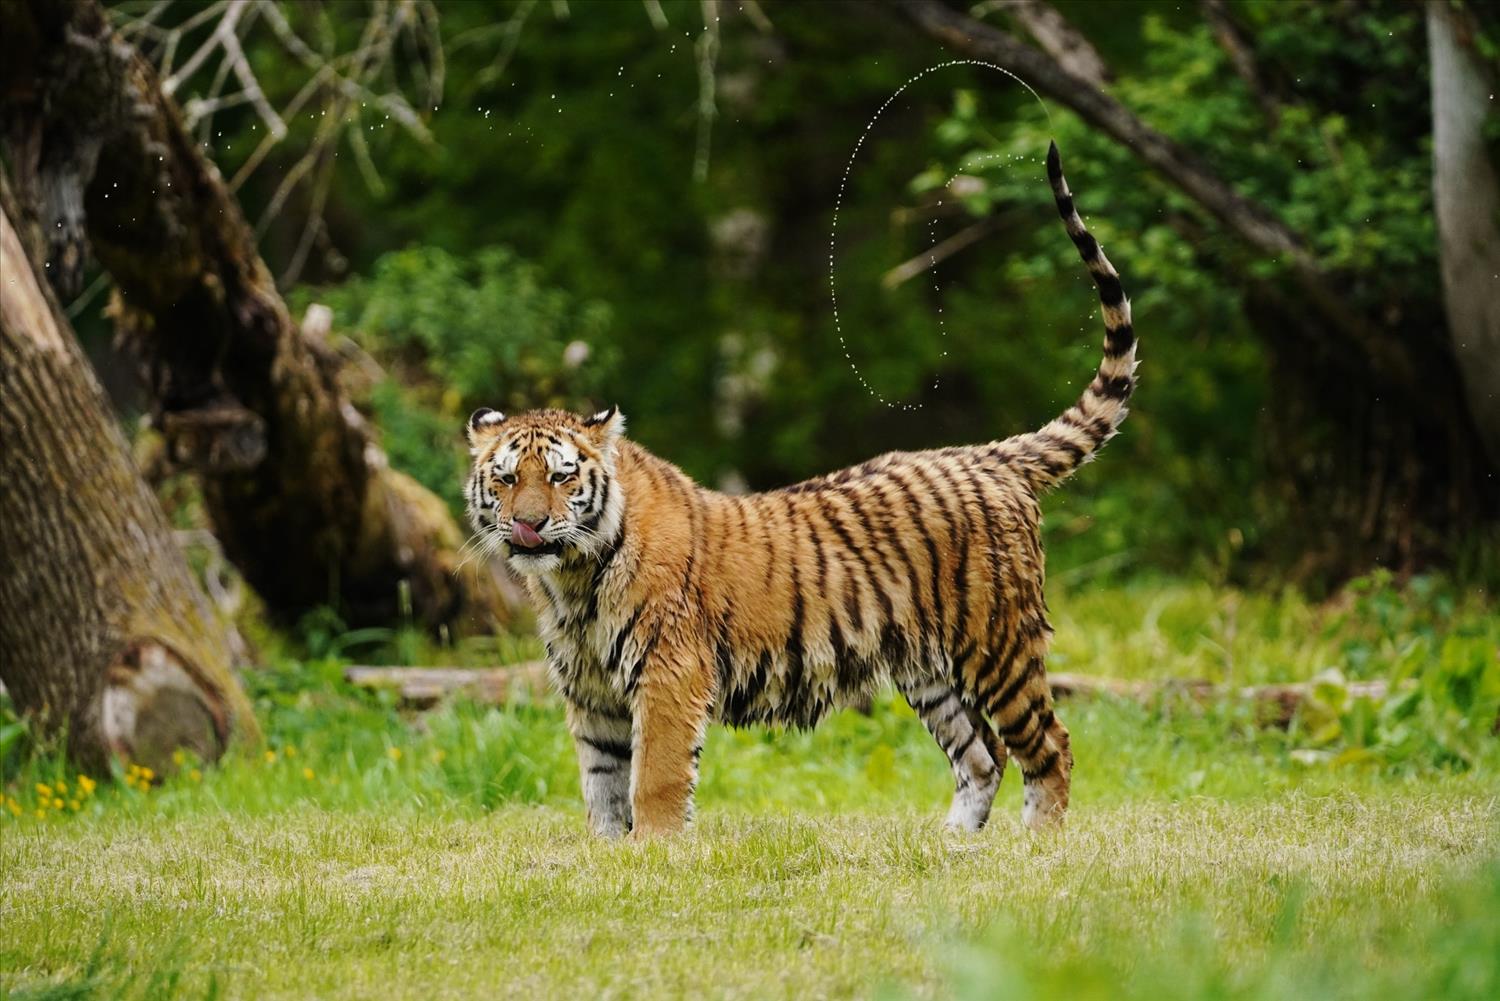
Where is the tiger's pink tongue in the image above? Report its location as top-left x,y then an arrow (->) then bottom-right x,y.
512,522 -> 544,548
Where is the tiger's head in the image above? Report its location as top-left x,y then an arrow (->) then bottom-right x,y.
464,405 -> 626,574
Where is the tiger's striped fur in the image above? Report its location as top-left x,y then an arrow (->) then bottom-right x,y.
464,142 -> 1135,836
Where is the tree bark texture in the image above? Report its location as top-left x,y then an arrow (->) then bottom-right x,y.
894,0 -> 1498,574
0,0 -> 521,631
994,0 -> 1112,88
1428,1 -> 1500,466
1,181 -> 259,772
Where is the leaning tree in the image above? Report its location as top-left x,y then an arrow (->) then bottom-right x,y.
0,0 -> 523,632
1,173 -> 258,772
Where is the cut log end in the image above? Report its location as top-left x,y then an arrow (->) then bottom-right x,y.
101,640 -> 231,771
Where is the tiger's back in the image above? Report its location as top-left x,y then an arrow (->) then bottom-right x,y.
466,142 -> 1134,836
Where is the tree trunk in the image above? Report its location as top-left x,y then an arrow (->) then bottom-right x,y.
1428,1 -> 1500,466
0,179 -> 259,773
0,0 -> 522,632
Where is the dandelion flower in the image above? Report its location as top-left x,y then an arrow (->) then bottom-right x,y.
189,768 -> 203,783
78,776 -> 96,795
264,750 -> 278,764
69,800 -> 81,811
51,798 -> 64,810
172,749 -> 187,766
285,746 -> 297,758
35,808 -> 46,819
35,784 -> 52,798
140,767 -> 155,782
302,767 -> 315,781
56,780 -> 68,795
386,747 -> 402,761
7,799 -> 22,816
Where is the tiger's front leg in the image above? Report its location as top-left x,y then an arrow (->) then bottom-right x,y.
629,642 -> 713,837
566,700 -> 634,837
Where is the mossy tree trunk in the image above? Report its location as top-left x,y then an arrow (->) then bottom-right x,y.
0,180 -> 259,772
0,0 -> 521,631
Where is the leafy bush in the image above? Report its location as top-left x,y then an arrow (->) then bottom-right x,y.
1286,571 -> 1499,770
317,245 -> 614,412
296,245 -> 616,512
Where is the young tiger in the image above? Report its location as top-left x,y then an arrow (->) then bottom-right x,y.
464,142 -> 1135,837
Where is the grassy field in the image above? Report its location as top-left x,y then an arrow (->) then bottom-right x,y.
2,575 -> 1498,999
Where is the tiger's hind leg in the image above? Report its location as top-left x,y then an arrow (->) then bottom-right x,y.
902,680 -> 1007,831
987,655 -> 1072,830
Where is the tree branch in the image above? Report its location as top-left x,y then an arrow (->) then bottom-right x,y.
893,0 -> 1425,396
1202,0 -> 1280,126
983,0 -> 1111,88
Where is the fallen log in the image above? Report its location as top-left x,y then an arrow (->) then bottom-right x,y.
1046,673 -> 1391,728
345,663 -> 550,708
343,664 -> 1392,728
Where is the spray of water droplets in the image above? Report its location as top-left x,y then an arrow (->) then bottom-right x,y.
828,60 -> 1053,412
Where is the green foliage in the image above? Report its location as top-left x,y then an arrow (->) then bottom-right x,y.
1292,571 -> 1500,770
294,244 -> 614,510
313,245 -> 613,412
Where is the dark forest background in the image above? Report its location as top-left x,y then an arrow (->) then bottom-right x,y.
70,0 -> 1496,591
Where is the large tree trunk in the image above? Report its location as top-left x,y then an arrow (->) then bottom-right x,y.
1429,1 -> 1500,466
0,0 -> 522,631
0,179 -> 258,772
892,0 -> 1498,576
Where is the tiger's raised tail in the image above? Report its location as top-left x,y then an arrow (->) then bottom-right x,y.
1002,141 -> 1138,492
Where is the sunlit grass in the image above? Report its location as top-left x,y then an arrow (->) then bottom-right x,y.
1,573 -> 1496,999
1,794 -> 1495,1000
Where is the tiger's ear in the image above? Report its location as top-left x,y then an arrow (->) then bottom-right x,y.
466,408 -> 506,452
582,405 -> 625,449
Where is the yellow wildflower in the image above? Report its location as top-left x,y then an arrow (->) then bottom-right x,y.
51,798 -> 64,810
431,749 -> 447,764
302,767 -> 315,781
264,750 -> 278,764
69,800 -> 81,811
189,768 -> 202,783
56,780 -> 68,795
140,767 -> 155,782
35,808 -> 45,819
7,798 -> 21,816
285,746 -> 297,758
35,783 -> 52,798
172,749 -> 187,766
386,747 -> 402,761
78,776 -> 96,795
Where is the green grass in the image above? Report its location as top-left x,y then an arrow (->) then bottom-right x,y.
2,573 -> 1497,999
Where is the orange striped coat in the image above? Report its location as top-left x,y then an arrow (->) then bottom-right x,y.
465,143 -> 1135,836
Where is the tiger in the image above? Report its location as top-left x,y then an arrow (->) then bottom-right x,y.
464,142 -> 1135,837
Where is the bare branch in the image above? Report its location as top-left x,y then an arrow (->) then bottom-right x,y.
693,0 -> 721,183
220,11 -> 287,139
161,0 -> 242,97
477,0 -> 538,87
881,215 -> 1004,288
980,0 -> 1111,87
642,0 -> 669,30
1202,0 -> 1280,125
